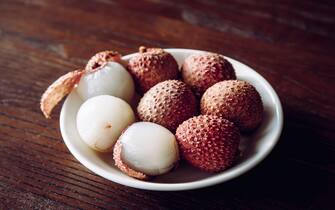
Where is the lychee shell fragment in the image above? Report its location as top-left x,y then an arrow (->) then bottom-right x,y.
40,69 -> 84,118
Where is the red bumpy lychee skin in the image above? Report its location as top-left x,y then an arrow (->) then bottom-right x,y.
175,115 -> 240,172
137,80 -> 197,131
127,47 -> 179,94
201,80 -> 263,132
181,53 -> 236,96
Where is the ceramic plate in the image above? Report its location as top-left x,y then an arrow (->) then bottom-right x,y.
60,48 -> 283,191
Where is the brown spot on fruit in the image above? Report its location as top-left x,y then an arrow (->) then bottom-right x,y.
105,123 -> 112,129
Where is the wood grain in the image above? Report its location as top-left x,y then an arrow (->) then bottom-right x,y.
0,0 -> 334,209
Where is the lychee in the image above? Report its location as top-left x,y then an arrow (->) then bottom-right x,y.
127,47 -> 179,93
77,62 -> 135,103
175,115 -> 240,172
201,80 -> 263,132
181,53 -> 236,96
40,51 -> 126,119
137,80 -> 197,131
113,122 -> 179,179
76,95 -> 135,152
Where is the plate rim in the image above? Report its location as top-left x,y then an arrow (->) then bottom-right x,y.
60,48 -> 284,191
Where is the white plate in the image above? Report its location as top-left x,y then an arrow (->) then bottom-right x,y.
60,48 -> 283,191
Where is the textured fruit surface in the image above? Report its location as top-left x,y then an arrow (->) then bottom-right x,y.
137,80 -> 197,131
201,80 -> 263,132
127,47 -> 179,93
182,53 -> 236,96
176,115 -> 240,172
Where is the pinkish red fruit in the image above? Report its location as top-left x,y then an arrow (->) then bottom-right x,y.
201,80 -> 263,132
137,80 -> 197,131
176,115 -> 240,172
127,47 -> 179,93
182,53 -> 236,96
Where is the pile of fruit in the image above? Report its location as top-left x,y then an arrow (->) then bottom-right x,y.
40,47 -> 263,180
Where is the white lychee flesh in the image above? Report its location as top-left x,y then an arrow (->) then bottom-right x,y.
76,95 -> 135,152
77,62 -> 135,103
119,122 -> 179,176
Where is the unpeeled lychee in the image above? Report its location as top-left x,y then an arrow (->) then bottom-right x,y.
127,47 -> 179,93
137,80 -> 197,131
181,53 -> 236,96
201,80 -> 263,132
175,115 -> 240,172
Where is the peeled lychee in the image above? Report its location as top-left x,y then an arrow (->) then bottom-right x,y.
77,62 -> 135,103
137,80 -> 197,131
175,115 -> 240,172
113,122 -> 179,179
127,47 -> 179,93
201,80 -> 263,132
76,95 -> 135,152
181,53 -> 236,96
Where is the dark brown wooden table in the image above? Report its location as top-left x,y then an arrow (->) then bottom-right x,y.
1,0 -> 334,209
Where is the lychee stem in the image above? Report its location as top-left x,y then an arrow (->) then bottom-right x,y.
139,46 -> 147,53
